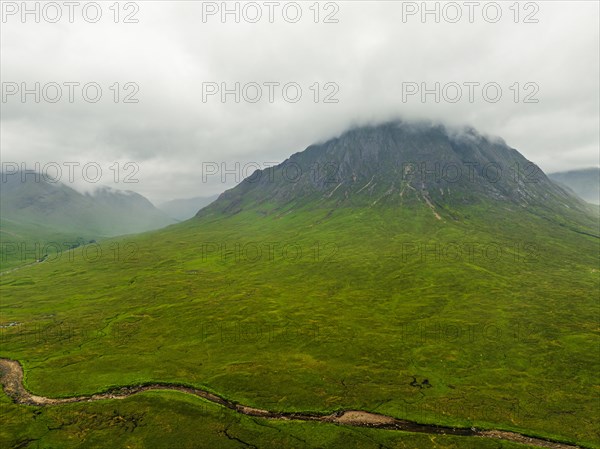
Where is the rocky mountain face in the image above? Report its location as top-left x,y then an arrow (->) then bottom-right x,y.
197,122 -> 589,219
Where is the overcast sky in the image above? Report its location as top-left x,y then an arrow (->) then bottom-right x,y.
1,0 -> 598,204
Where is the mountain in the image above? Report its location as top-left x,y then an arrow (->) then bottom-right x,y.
158,195 -> 219,221
2,122 -> 598,448
0,173 -> 174,268
0,174 -> 174,236
1,171 -> 100,233
198,122 -> 595,230
85,186 -> 176,233
548,167 -> 600,204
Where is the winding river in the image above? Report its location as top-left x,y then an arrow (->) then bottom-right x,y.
0,358 -> 583,449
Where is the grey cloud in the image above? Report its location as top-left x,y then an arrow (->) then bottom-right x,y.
1,0 -> 598,204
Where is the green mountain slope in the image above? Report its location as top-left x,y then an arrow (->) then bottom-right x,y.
1,122 -> 598,448
0,174 -> 175,269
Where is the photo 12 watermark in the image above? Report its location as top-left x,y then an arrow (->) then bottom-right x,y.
1,1 -> 140,24
201,81 -> 339,104
395,319 -> 543,345
394,240 -> 540,263
1,241 -> 139,266
199,1 -> 340,24
0,318 -> 143,348
1,81 -> 140,104
198,241 -> 339,263
200,161 -> 341,184
198,319 -> 353,345
401,81 -> 539,104
1,162 -> 140,184
400,161 -> 543,184
398,1 -> 539,24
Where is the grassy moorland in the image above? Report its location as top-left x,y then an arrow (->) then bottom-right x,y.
0,217 -> 99,271
1,388 -> 547,449
1,198 -> 598,448
0,172 -> 174,271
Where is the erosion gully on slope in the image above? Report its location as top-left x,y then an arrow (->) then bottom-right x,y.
0,358 -> 585,449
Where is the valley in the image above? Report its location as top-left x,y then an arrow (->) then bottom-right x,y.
2,1 -> 599,445
1,123 -> 598,448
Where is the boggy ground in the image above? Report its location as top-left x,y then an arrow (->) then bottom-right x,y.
0,358 -> 585,449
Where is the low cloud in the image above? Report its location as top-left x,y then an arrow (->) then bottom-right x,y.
1,1 -> 598,203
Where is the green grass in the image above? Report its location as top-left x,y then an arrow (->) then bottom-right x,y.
1,200 -> 599,448
0,217 -> 102,271
0,388 -> 570,449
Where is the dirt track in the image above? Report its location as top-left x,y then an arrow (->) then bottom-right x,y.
0,358 -> 583,449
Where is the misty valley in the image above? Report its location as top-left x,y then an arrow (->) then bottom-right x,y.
1,2 -> 599,448
1,122 -> 599,449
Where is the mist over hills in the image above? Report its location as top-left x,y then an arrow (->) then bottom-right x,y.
548,168 -> 600,205
158,195 -> 219,221
0,172 -> 174,241
2,121 -> 599,448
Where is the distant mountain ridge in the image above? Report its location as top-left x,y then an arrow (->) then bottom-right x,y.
548,168 -> 600,205
0,172 -> 174,237
159,195 -> 219,221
